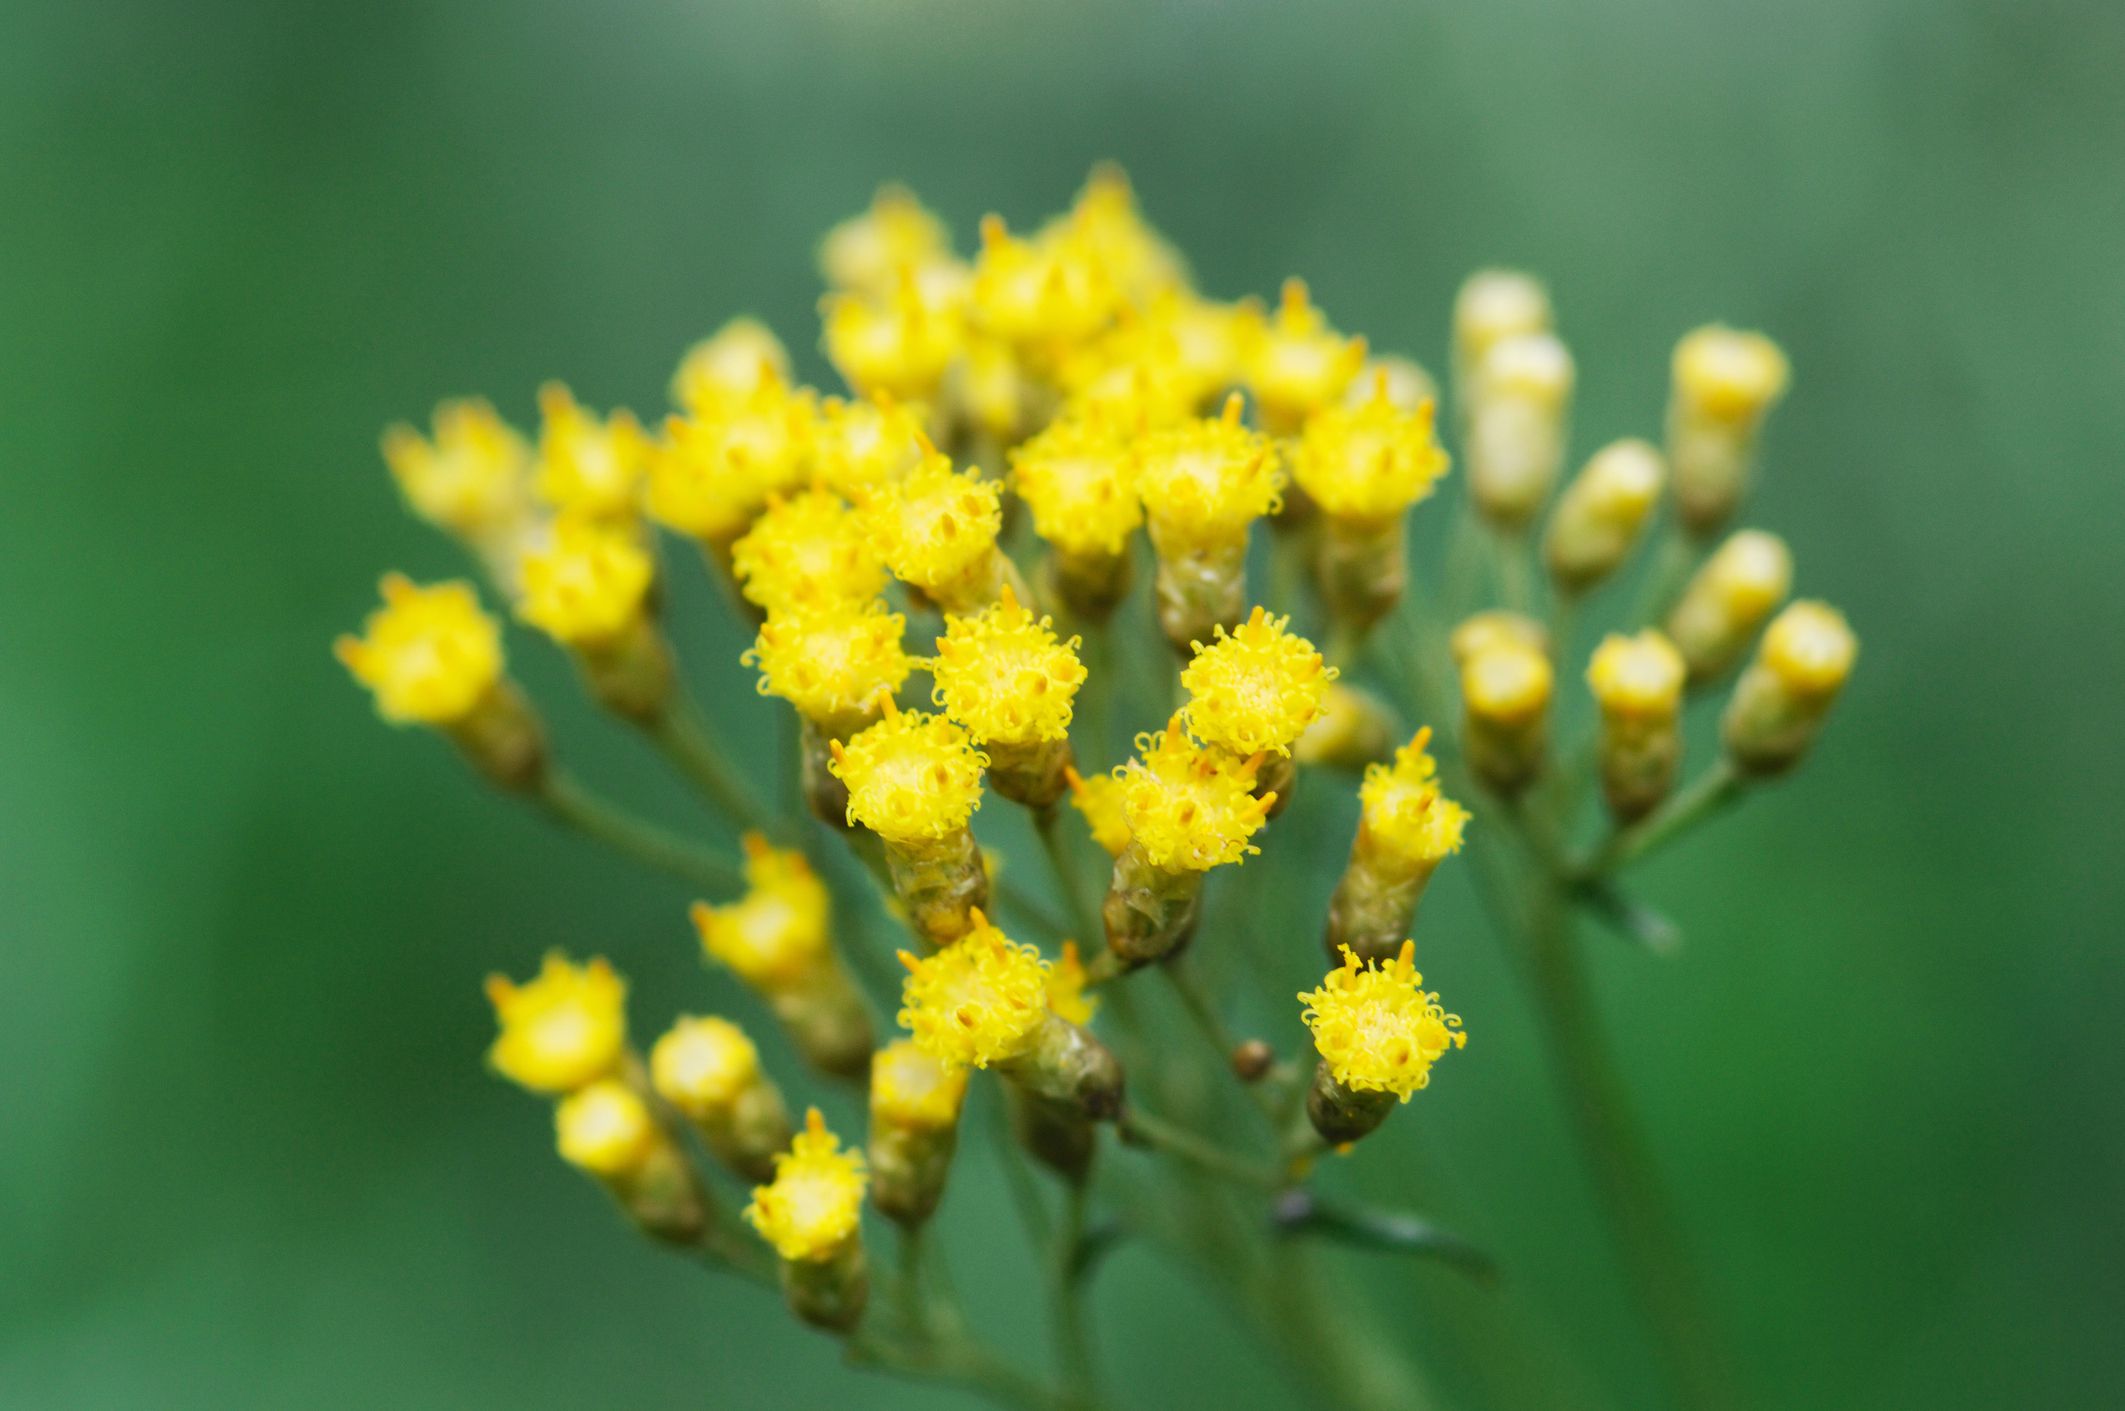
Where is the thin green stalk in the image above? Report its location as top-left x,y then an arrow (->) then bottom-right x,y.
1119,1107 -> 1284,1191
648,699 -> 774,835
535,772 -> 742,893
1161,962 -> 1280,1123
1052,1183 -> 1099,1408
896,1224 -> 930,1339
1582,760 -> 1744,877
1032,805 -> 1103,945
846,1328 -> 1075,1411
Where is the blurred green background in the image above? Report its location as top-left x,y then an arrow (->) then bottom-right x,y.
4,0 -> 2121,1407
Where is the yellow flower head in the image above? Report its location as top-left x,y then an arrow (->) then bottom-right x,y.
823,273 -> 965,402
1134,394 -> 1284,552
484,952 -> 628,1096
1569,439 -> 1666,524
928,585 -> 1087,746
1588,631 -> 1687,718
670,317 -> 792,412
650,1015 -> 762,1119
691,834 -> 832,990
857,454 -> 1003,597
1450,611 -> 1549,669
746,1108 -> 867,1262
335,574 -> 504,726
821,184 -> 953,295
516,514 -> 655,647
1065,765 -> 1133,857
1059,331 -> 1203,432
745,597 -> 913,728
1699,529 -> 1794,622
1010,414 -> 1142,558
1048,163 -> 1188,303
1460,638 -> 1554,727
1243,279 -> 1367,430
533,383 -> 651,519
969,214 -> 1118,358
1477,332 -> 1575,409
1674,324 -> 1790,425
896,914 -> 1050,1069
1294,379 -> 1451,524
1358,728 -> 1471,865
1045,940 -> 1100,1027
870,1037 -> 969,1131
829,704 -> 988,843
381,398 -> 532,539
1453,269 -> 1552,371
555,1078 -> 659,1176
731,488 -> 888,614
1351,355 -> 1441,413
812,394 -> 926,499
1759,601 -> 1858,698
649,377 -> 816,545
1119,717 -> 1274,872
1181,607 -> 1336,757
1299,942 -> 1466,1102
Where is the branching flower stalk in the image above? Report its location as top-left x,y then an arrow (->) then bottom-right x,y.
337,168 -> 1858,1411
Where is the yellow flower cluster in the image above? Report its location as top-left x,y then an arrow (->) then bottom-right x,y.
928,586 -> 1087,746
1009,416 -> 1142,558
745,599 -> 913,729
1180,607 -> 1335,757
484,952 -> 628,1096
896,914 -> 1051,1070
1243,279 -> 1368,433
649,373 -> 815,545
649,1015 -> 762,1119
381,398 -> 532,540
555,1078 -> 658,1176
870,1038 -> 970,1131
516,515 -> 655,647
691,835 -> 832,989
1294,379 -> 1451,524
730,487 -> 888,615
335,574 -> 503,726
534,383 -> 651,520
1358,728 -> 1471,866
828,705 -> 989,844
1134,395 -> 1284,553
1300,942 -> 1466,1102
1064,765 -> 1133,857
1117,718 -> 1273,872
745,1108 -> 867,1262
857,453 -> 1004,603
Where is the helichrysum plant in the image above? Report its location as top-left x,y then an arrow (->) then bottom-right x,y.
340,165 -> 1855,1411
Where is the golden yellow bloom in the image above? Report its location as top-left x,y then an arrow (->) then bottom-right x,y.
950,336 -> 1035,441
828,704 -> 988,844
731,488 -> 888,614
1134,394 -> 1284,552
746,1108 -> 867,1262
1181,607 -> 1335,757
870,1037 -> 969,1130
381,398 -> 532,540
533,383 -> 650,519
649,378 -> 815,546
670,317 -> 792,412
1294,380 -> 1451,524
821,184 -> 953,295
1047,163 -> 1187,303
745,597 -> 913,729
1009,415 -> 1141,558
823,274 -> 964,403
811,394 -> 925,499
1299,941 -> 1465,1102
692,834 -> 832,990
1243,279 -> 1367,432
1045,940 -> 1100,1027
484,952 -> 628,1096
1588,631 -> 1687,718
650,1015 -> 762,1118
1759,601 -> 1858,697
555,1078 -> 659,1176
1065,765 -> 1133,856
335,574 -> 504,725
857,454 -> 1004,601
1119,717 -> 1273,872
928,585 -> 1086,746
969,214 -> 1117,359
1461,637 -> 1554,727
1358,728 -> 1471,865
516,514 -> 655,647
896,915 -> 1050,1069
1674,324 -> 1790,425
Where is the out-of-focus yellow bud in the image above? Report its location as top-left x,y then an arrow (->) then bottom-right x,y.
1010,413 -> 1141,618
1459,635 -> 1553,796
1243,278 -> 1367,435
821,184 -> 953,295
1348,355 -> 1439,414
1466,332 -> 1574,527
1294,682 -> 1399,772
670,318 -> 792,412
1543,439 -> 1667,593
555,1078 -> 707,1245
969,214 -> 1119,372
649,376 -> 816,551
652,1015 -> 791,1185
382,398 -> 535,553
1452,269 -> 1552,410
1588,631 -> 1688,820
1045,941 -> 1100,1027
1065,765 -> 1133,857
516,515 -> 655,649
484,952 -> 628,1096
1449,610 -> 1550,669
533,383 -> 650,521
811,395 -> 926,500
823,273 -> 965,405
1665,529 -> 1793,682
868,1039 -> 968,1228
1048,163 -> 1188,304
1668,324 -> 1790,535
1723,601 -> 1856,776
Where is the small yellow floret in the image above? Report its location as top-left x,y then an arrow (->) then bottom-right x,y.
649,378 -> 815,545
969,214 -> 1118,357
1244,279 -> 1367,429
821,185 -> 953,295
516,515 -> 655,646
929,586 -> 1087,746
1461,640 -> 1554,726
746,597 -> 913,727
829,705 -> 988,844
335,574 -> 503,726
858,455 -> 1004,596
484,952 -> 628,1096
812,395 -> 925,498
1045,940 -> 1100,1027
1674,325 -> 1790,424
381,399 -> 532,538
1010,416 -> 1142,557
1134,395 -> 1284,551
691,834 -> 832,990
1588,631 -> 1687,717
1759,601 -> 1858,697
1295,381 -> 1451,524
731,488 -> 888,614
823,276 -> 965,402
533,383 -> 650,519
870,1038 -> 969,1131
1701,530 -> 1794,620
1065,765 -> 1133,857
1358,728 -> 1471,864
1181,607 -> 1335,756
650,1015 -> 761,1118
555,1078 -> 659,1176
1119,718 -> 1273,872
1299,942 -> 1466,1102
746,1108 -> 867,1262
896,914 -> 1050,1069
671,318 -> 792,411
1049,164 -> 1187,303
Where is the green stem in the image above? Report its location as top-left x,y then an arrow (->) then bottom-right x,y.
1161,962 -> 1280,1123
1582,760 -> 1745,877
648,700 -> 775,835
535,772 -> 742,893
1052,1183 -> 1099,1408
1032,805 -> 1103,945
846,1328 -> 1074,1411
1119,1108 -> 1284,1191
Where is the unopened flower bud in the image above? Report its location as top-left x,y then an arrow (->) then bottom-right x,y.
1587,631 -> 1687,821
1666,529 -> 1792,682
1294,683 -> 1399,772
1722,601 -> 1856,776
1449,609 -> 1549,667
1299,942 -> 1465,1146
1459,636 -> 1553,796
484,953 -> 628,1096
867,1039 -> 968,1227
556,1078 -> 707,1245
1667,325 -> 1789,535
1452,270 -> 1552,416
1467,332 -> 1574,528
1010,415 -> 1141,622
517,515 -> 672,722
1244,279 -> 1367,436
1231,1039 -> 1276,1082
1543,439 -> 1666,594
1135,395 -> 1283,651
650,1016 -> 791,1183
746,1109 -> 870,1331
